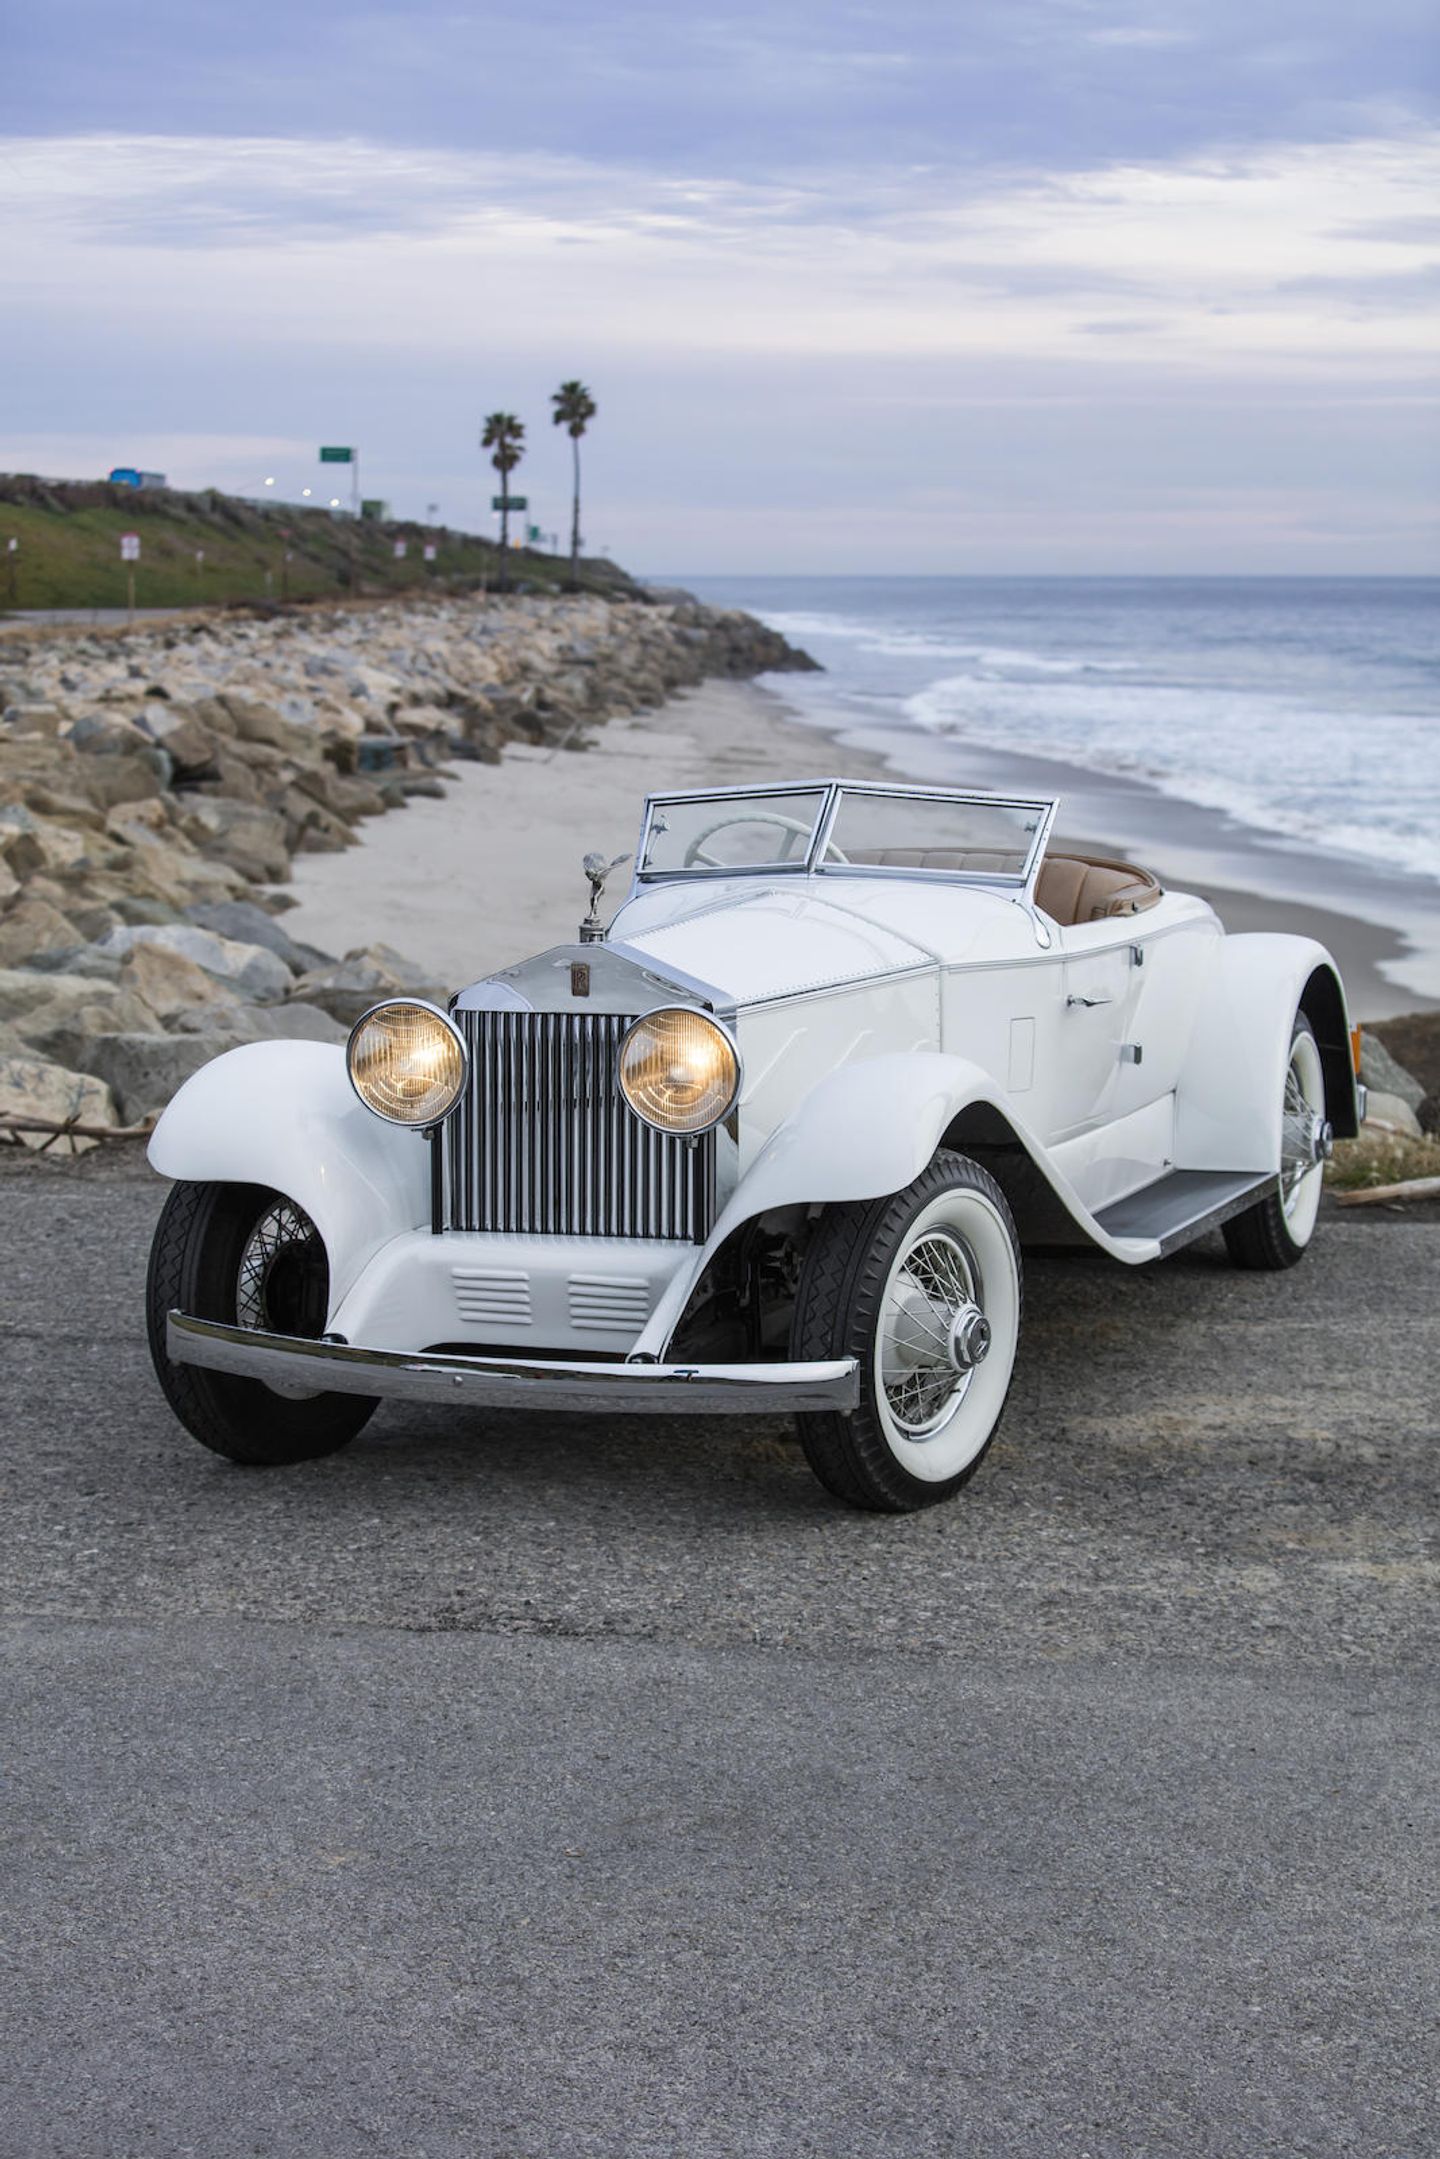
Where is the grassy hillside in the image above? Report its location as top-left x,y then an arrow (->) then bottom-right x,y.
0,475 -> 639,612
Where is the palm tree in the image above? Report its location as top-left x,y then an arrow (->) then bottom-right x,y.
481,412 -> 526,591
550,380 -> 597,590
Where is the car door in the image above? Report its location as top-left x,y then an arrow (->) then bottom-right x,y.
1051,919 -> 1143,1136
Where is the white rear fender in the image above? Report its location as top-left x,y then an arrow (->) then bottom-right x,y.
1174,935 -> 1356,1173
147,1041 -> 431,1308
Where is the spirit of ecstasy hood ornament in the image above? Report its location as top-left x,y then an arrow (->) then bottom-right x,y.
579,850 -> 631,943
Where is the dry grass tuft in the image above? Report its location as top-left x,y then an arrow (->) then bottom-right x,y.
1325,1128 -> 1440,1192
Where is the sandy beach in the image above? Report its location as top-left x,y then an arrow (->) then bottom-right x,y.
279,676 -> 1432,1020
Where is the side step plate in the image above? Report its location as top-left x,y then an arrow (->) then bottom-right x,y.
1095,1169 -> 1273,1258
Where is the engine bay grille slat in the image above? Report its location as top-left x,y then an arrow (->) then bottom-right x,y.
446,1009 -> 715,1242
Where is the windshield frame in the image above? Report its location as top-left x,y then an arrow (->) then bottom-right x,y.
635,779 -> 1058,890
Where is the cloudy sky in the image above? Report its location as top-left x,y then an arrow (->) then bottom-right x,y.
4,1 -> 1437,571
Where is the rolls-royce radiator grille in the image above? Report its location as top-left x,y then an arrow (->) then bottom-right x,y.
446,1010 -> 716,1242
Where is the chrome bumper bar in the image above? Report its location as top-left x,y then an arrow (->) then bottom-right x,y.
166,1312 -> 860,1416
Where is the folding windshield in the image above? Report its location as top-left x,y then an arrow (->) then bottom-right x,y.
820,786 -> 1052,884
638,787 -> 828,874
636,782 -> 1055,886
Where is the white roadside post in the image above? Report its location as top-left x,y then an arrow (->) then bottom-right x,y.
5,535 -> 16,608
119,531 -> 140,623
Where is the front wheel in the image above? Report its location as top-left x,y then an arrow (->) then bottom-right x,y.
1222,1013 -> 1330,1271
146,1180 -> 377,1464
790,1150 -> 1023,1512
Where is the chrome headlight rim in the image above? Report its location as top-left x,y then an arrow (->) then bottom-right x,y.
618,1005 -> 742,1137
346,997 -> 469,1130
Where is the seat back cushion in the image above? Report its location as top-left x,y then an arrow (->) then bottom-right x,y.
846,847 -> 1025,873
1034,854 -> 1163,926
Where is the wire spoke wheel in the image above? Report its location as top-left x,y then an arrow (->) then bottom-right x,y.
791,1150 -> 1022,1512
235,1199 -> 329,1338
146,1181 -> 377,1466
1223,1012 -> 1330,1271
880,1229 -> 987,1438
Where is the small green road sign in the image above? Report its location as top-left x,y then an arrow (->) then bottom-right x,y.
491,495 -> 528,511
319,446 -> 354,463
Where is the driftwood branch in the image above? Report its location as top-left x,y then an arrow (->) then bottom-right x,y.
0,1113 -> 155,1145
1335,1176 -> 1440,1208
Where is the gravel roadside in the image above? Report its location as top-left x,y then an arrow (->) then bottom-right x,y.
2,1153 -> 1436,2156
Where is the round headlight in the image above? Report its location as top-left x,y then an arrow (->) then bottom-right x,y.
619,1007 -> 740,1135
347,1000 -> 467,1127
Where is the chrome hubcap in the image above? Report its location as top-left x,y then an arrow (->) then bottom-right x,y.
949,1303 -> 992,1370
879,1229 -> 986,1439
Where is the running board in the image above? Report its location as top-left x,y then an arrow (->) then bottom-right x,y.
1094,1169 -> 1273,1258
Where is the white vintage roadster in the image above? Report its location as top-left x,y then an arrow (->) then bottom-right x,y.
147,779 -> 1362,1511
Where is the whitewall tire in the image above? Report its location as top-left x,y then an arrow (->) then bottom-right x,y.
790,1150 -> 1022,1512
1223,1013 -> 1330,1271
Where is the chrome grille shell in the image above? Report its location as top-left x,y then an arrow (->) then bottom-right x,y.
446,1009 -> 716,1242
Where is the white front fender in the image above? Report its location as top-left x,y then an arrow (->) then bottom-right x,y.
632,1050 -> 1128,1358
147,1041 -> 431,1308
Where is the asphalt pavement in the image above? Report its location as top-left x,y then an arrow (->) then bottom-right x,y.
2,1147 -> 1437,2157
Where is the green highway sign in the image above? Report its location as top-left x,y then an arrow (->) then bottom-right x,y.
319,446 -> 354,463
491,495 -> 528,511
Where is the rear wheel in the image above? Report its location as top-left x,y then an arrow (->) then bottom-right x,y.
146,1180 -> 377,1464
1222,1014 -> 1331,1271
790,1150 -> 1022,1513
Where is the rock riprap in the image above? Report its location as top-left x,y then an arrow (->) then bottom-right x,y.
0,590 -> 816,1147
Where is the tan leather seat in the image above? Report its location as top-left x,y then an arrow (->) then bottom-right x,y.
846,847 -> 1025,873
1033,854 -> 1163,926
845,844 -> 1162,925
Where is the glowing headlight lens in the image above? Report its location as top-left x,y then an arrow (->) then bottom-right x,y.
619,1007 -> 739,1135
347,1000 -> 467,1127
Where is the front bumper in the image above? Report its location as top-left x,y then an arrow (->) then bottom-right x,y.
166,1312 -> 860,1417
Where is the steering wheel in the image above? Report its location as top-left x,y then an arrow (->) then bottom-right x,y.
682,810 -> 850,870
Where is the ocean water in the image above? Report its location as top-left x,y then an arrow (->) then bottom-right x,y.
681,578 -> 1440,889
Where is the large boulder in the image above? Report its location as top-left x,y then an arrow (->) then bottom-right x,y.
0,805 -> 90,879
2,702 -> 68,739
21,989 -> 162,1066
184,900 -> 328,974
0,896 -> 85,968
215,692 -> 307,750
98,922 -> 292,1003
176,797 -> 292,883
185,1001 -> 348,1046
1358,1032 -> 1426,1114
75,1030 -> 252,1123
134,705 -> 223,783
289,943 -> 444,1027
78,1006 -> 345,1121
1363,1088 -> 1423,1140
0,965 -> 134,1028
0,1052 -> 120,1153
117,940 -> 232,1022
65,714 -> 171,809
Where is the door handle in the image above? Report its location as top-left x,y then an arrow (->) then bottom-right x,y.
1066,990 -> 1116,1008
